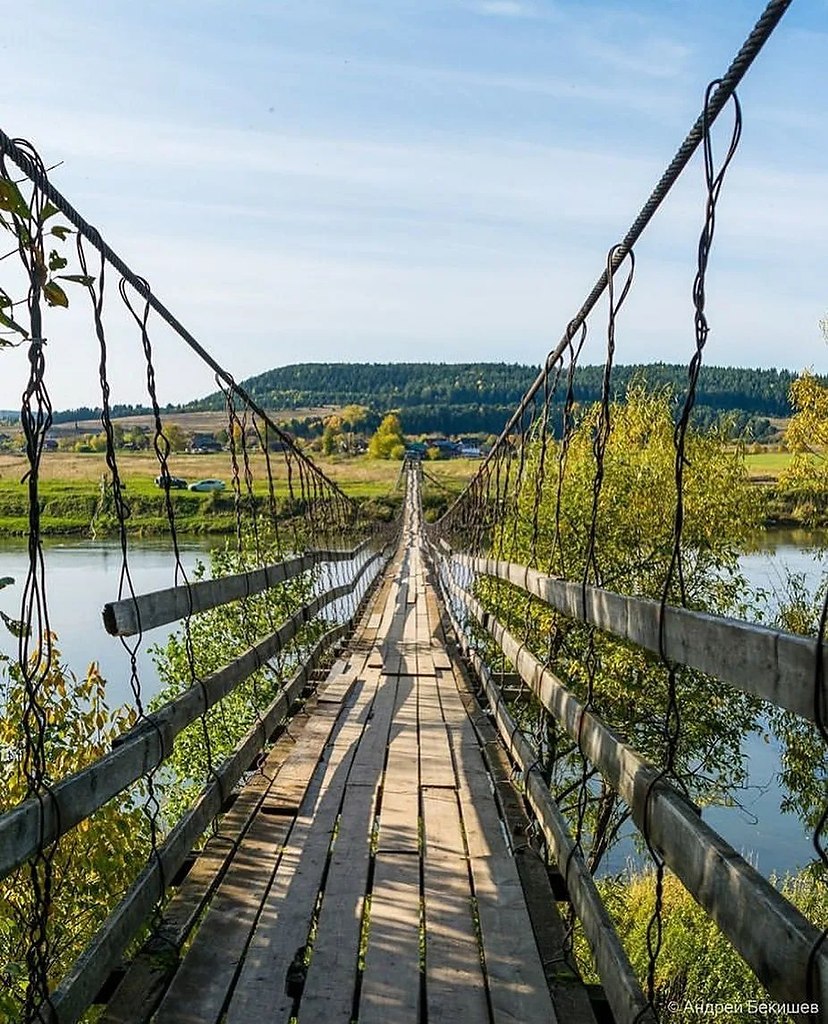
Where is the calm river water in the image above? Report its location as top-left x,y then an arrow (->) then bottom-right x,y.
0,531 -> 824,877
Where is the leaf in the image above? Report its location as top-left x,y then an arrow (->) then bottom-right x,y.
0,308 -> 28,336
0,178 -> 29,218
51,225 -> 73,241
57,274 -> 95,286
39,200 -> 60,223
43,280 -> 69,308
48,249 -> 68,271
0,610 -> 29,638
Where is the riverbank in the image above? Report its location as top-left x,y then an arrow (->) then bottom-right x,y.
0,452 -> 471,536
0,450 -> 821,536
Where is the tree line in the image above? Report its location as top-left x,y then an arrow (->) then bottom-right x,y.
39,362 -> 818,440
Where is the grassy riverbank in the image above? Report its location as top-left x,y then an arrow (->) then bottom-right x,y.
0,449 -> 818,536
0,452 -> 478,536
576,867 -> 826,1023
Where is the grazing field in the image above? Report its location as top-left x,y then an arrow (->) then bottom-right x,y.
745,451 -> 796,480
0,452 -> 480,535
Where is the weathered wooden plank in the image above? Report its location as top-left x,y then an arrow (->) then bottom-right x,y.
223,675 -> 379,1024
422,788 -> 489,1023
348,674 -> 398,786
440,595 -> 654,1024
295,783 -> 378,1023
376,670 -> 418,851
103,540 -> 372,636
99,705 -> 317,1024
447,574 -> 828,1017
445,662 -> 597,1024
47,656 -> 314,1024
153,814 -> 296,1024
0,544 -> 391,880
422,787 -> 465,859
358,853 -> 422,1024
460,554 -> 823,720
472,855 -> 559,1024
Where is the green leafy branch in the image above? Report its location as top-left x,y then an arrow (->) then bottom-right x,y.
0,166 -> 94,345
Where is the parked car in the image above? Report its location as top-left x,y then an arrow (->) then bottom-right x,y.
188,479 -> 226,492
154,475 -> 188,489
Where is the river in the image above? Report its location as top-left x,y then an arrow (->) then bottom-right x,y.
0,531 -> 824,878
0,537 -> 218,709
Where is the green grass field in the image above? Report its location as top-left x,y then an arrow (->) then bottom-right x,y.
1,447 -> 804,534
0,451 -> 481,535
744,451 -> 796,479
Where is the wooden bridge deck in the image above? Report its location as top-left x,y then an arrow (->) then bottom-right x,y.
112,499 -> 595,1024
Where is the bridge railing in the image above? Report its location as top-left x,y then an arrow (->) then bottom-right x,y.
0,123 -> 402,1022
429,538 -> 827,1023
0,532 -> 394,1023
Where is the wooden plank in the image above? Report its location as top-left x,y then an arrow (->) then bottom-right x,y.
419,675 -> 455,790
100,704 -> 318,1024
441,590 -> 654,1024
152,814 -> 296,1024
223,676 -> 379,1024
348,674 -> 398,786
377,677 -> 419,854
447,572 -> 828,1017
0,613 -> 351,881
103,553 -> 313,637
421,790 -> 489,1023
42,655 -> 327,1024
259,706 -> 341,812
295,783 -> 378,1023
431,646 -> 453,670
316,673 -> 357,704
358,853 -> 422,1024
4,543 -> 389,881
472,854 -> 558,1024
461,554 -> 823,721
463,592 -> 828,1012
448,665 -> 598,1024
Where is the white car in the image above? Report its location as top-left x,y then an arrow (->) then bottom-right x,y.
188,479 -> 226,492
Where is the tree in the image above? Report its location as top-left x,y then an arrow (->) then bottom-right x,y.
367,413 -> 405,460
488,386 -> 762,871
0,637 -> 148,1017
339,404 -> 369,452
777,370 -> 828,524
164,423 -> 189,453
321,423 -> 338,456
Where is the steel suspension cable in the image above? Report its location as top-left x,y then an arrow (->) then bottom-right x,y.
439,0 -> 794,521
0,129 -> 355,509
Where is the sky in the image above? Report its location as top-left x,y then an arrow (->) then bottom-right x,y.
0,0 -> 826,411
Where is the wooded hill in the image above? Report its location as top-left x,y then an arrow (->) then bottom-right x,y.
184,362 -> 804,438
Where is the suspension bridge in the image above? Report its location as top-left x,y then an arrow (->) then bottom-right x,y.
0,1 -> 825,1021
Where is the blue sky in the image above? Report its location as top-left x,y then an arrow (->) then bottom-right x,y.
0,0 -> 826,409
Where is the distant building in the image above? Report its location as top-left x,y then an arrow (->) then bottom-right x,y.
189,432 -> 222,453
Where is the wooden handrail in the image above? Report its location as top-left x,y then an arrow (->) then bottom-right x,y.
456,553 -> 822,721
437,563 -> 828,1009
436,570 -> 655,1024
0,548 -> 384,880
45,623 -> 346,1024
103,539 -> 373,637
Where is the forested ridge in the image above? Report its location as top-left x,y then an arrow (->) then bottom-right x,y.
184,362 -> 809,437
41,363 -> 814,436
